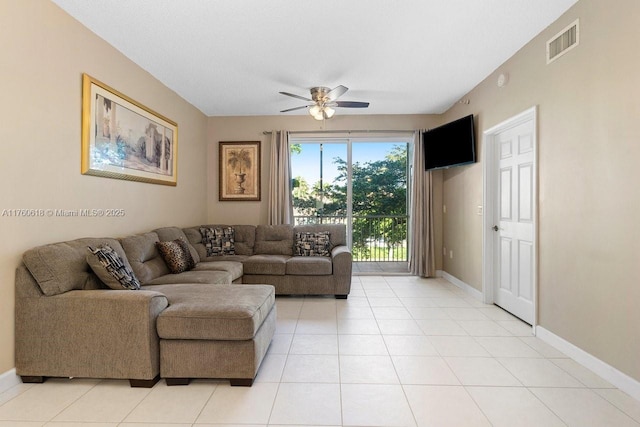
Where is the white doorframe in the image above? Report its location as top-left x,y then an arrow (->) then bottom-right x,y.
482,106 -> 538,331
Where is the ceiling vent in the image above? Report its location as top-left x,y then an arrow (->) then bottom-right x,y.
547,19 -> 579,64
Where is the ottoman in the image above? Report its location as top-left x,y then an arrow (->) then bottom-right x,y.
152,283 -> 276,386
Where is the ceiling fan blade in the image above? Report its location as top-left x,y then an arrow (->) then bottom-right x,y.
280,105 -> 311,113
326,85 -> 348,101
279,91 -> 312,102
335,101 -> 370,108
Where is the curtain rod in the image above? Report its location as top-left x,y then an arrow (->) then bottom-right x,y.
262,129 -> 416,135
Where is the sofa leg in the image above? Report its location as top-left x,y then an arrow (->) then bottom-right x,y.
166,378 -> 191,386
21,376 -> 46,384
335,294 -> 348,299
129,375 -> 160,388
230,378 -> 254,387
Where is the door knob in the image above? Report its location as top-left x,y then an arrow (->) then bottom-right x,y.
492,225 -> 499,231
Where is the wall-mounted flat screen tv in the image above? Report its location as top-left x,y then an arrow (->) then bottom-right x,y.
423,114 -> 476,171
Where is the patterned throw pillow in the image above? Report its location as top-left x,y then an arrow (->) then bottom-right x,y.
87,245 -> 141,290
295,232 -> 331,256
156,238 -> 196,274
200,227 -> 235,256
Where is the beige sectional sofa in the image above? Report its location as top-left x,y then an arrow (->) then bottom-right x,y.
15,223 -> 351,388
181,224 -> 353,297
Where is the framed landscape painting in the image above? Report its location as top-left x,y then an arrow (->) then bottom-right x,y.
219,141 -> 261,201
81,73 -> 178,186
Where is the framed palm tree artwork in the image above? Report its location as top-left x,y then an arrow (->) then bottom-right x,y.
219,141 -> 261,201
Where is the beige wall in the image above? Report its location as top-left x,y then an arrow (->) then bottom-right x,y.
441,0 -> 640,381
207,114 -> 444,268
0,0 -> 208,374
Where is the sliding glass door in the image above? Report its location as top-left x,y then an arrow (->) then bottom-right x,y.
290,137 -> 412,265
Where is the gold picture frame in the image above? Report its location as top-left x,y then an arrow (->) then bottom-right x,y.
219,141 -> 261,201
81,73 -> 178,186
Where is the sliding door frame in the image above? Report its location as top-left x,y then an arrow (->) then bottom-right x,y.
290,135 -> 414,256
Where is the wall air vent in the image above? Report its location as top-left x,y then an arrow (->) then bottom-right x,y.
547,19 -> 579,64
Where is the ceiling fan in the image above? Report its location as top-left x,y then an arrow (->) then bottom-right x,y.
279,85 -> 370,120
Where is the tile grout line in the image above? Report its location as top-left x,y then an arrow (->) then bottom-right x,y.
190,380 -> 218,425
386,277 -> 421,427
335,294 -> 345,427
116,379 -> 155,424
458,384 -> 498,426
0,383 -> 34,412
592,388 -> 640,424
48,379 -> 102,424
267,295 -> 301,425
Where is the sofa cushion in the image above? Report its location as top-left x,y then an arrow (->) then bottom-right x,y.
87,245 -> 141,290
242,255 -> 289,275
145,270 -> 232,286
229,225 -> 256,255
183,227 -> 204,249
183,227 -> 208,261
156,238 -> 196,274
254,225 -> 293,255
201,224 -> 255,255
154,227 -> 200,263
294,224 -> 346,247
219,227 -> 235,254
120,232 -> 169,284
185,225 -> 256,260
22,237 -> 121,296
155,284 -> 275,340
286,256 -> 333,275
194,261 -> 244,281
200,226 -> 235,256
295,231 -> 331,256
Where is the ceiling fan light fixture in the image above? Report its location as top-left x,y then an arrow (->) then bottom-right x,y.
309,105 -> 321,116
309,104 -> 326,120
324,106 -> 335,118
281,85 -> 369,120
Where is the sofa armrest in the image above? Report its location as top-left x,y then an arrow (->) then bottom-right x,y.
331,245 -> 353,296
16,289 -> 168,381
332,244 -> 351,259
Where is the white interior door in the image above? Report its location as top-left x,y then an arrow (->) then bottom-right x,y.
484,109 -> 536,325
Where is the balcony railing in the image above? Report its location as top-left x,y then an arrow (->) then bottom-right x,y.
294,215 -> 408,262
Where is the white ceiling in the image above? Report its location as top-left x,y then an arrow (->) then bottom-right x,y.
52,0 -> 577,117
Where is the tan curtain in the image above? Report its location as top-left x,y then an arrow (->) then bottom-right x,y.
268,130 -> 293,225
409,130 -> 436,277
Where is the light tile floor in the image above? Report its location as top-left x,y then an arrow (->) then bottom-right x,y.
1,276 -> 639,426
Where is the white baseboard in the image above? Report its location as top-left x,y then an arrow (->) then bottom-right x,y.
440,271 -> 483,301
536,327 -> 640,402
0,369 -> 20,394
